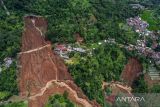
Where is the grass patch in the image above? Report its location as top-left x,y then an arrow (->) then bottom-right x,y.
141,10 -> 160,31
0,91 -> 11,101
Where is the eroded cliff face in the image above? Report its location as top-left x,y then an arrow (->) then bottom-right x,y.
18,16 -> 100,107
121,58 -> 143,86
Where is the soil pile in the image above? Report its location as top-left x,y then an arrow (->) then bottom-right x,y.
18,15 -> 99,107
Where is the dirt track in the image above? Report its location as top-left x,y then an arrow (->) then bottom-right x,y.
19,44 -> 51,54
102,82 -> 132,94
18,15 -> 100,107
29,80 -> 92,107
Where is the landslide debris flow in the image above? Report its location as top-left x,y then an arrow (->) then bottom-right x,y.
18,15 -> 100,107
121,58 -> 143,86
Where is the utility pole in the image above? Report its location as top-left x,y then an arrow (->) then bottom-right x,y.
0,0 -> 10,16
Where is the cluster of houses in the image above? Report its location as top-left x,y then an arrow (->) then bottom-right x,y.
127,16 -> 149,34
151,52 -> 160,61
54,44 -> 86,60
54,38 -> 116,60
127,16 -> 158,40
125,39 -> 160,61
126,16 -> 160,61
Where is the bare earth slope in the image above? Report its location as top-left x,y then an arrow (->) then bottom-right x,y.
121,58 -> 143,86
18,16 -> 100,107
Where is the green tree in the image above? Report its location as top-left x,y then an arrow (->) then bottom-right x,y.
150,85 -> 160,93
0,62 -> 18,95
132,75 -> 148,93
45,92 -> 75,107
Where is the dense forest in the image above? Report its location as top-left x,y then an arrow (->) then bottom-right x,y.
0,0 -> 160,106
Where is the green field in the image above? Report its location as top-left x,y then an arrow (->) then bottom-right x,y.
141,10 -> 160,31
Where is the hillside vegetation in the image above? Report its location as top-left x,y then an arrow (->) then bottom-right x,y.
0,0 -> 159,106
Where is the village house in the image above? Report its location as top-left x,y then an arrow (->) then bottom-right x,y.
54,43 -> 87,60
4,57 -> 13,68
54,44 -> 69,60
73,47 -> 86,53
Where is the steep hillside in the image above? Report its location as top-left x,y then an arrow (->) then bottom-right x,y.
121,58 -> 143,86
18,15 -> 99,107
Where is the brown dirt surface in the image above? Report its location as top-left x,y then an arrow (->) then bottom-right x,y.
121,58 -> 143,86
18,15 -> 100,107
103,82 -> 139,107
28,80 -> 99,107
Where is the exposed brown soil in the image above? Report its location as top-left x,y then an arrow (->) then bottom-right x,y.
102,82 -> 139,107
29,80 -> 99,107
18,15 -> 100,107
121,58 -> 143,86
102,82 -> 132,95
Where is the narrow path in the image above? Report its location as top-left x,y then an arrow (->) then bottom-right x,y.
31,19 -> 43,36
102,82 -> 132,94
55,81 -> 92,107
48,53 -> 58,81
29,80 -> 54,100
29,80 -> 92,107
19,44 -> 50,54
115,84 -> 132,94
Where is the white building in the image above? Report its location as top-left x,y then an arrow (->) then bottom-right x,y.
4,57 -> 12,68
